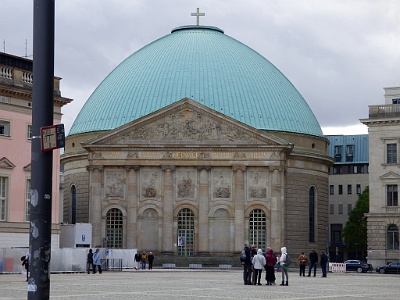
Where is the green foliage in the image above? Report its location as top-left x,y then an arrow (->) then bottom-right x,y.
342,186 -> 369,250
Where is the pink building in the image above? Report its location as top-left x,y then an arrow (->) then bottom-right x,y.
0,53 -> 72,248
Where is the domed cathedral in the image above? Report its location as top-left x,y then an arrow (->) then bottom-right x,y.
61,24 -> 333,257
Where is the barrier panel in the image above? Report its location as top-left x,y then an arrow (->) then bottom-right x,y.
329,262 -> 346,273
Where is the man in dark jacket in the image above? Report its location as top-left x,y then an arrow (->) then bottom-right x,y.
240,244 -> 252,285
320,251 -> 328,277
134,252 -> 141,270
308,249 -> 318,277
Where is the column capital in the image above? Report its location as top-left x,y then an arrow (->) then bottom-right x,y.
86,165 -> 103,172
125,165 -> 140,172
232,165 -> 246,172
161,165 -> 176,172
197,165 -> 211,171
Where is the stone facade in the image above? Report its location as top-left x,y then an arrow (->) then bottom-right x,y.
62,98 -> 332,256
361,87 -> 400,266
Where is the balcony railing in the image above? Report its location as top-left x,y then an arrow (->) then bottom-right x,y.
369,104 -> 400,118
386,206 -> 400,213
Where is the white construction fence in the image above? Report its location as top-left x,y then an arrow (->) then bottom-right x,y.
0,248 -> 136,274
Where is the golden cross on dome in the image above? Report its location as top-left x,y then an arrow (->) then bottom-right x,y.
191,8 -> 205,26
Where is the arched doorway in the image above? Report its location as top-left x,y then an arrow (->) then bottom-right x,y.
177,208 -> 194,256
106,208 -> 123,248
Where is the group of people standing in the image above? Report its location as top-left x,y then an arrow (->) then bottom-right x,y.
86,248 -> 102,274
241,244 -> 329,287
134,251 -> 155,270
240,244 -> 280,286
298,249 -> 328,278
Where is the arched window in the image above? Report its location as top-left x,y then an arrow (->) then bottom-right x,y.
177,208 -> 194,256
70,185 -> 76,224
249,209 -> 266,250
106,208 -> 123,249
387,224 -> 399,250
309,187 -> 316,242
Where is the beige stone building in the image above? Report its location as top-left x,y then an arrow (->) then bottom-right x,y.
61,25 -> 333,257
361,87 -> 400,266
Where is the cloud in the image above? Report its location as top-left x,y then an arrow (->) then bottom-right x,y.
2,0 -> 399,135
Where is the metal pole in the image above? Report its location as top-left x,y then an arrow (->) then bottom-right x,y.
28,0 -> 55,299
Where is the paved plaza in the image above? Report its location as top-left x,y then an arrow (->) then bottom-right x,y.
0,269 -> 399,299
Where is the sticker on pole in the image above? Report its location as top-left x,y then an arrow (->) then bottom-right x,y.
40,124 -> 65,152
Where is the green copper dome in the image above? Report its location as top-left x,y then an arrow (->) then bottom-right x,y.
69,25 -> 323,137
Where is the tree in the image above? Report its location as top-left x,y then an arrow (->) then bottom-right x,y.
342,186 -> 369,256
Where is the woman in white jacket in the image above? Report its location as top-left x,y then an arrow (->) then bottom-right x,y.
280,246 -> 288,286
252,249 -> 266,285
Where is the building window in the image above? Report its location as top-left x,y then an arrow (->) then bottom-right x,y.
353,165 -> 358,174
387,143 -> 397,164
25,179 -> 31,221
387,224 -> 399,250
330,185 -> 334,195
27,125 -> 32,140
356,184 -> 361,194
309,187 -> 315,243
333,166 -> 340,174
338,204 -> 343,215
329,204 -> 334,215
347,204 -> 352,214
0,120 -> 11,137
393,98 -> 400,104
106,208 -> 123,249
177,208 -> 195,257
346,145 -> 354,162
331,224 -> 343,244
0,177 -> 8,221
347,184 -> 352,194
338,185 -> 343,195
249,209 -> 266,250
334,145 -> 342,162
387,185 -> 398,206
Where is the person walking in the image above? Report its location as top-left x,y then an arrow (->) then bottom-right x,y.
21,252 -> 29,282
280,247 -> 289,286
320,251 -> 328,277
148,252 -> 154,270
92,248 -> 102,274
251,249 -> 266,285
86,249 -> 94,274
141,251 -> 147,270
240,244 -> 252,285
298,252 -> 308,277
265,248 -> 277,285
308,249 -> 318,277
134,251 -> 141,270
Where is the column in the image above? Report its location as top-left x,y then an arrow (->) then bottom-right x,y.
270,167 -> 284,250
197,166 -> 211,256
125,166 -> 139,249
87,165 -> 103,247
161,165 -> 175,255
233,165 -> 246,252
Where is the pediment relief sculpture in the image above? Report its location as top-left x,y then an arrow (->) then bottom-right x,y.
100,103 -> 277,146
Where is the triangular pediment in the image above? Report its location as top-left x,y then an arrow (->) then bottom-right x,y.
380,171 -> 400,180
0,157 -> 15,169
83,98 -> 290,148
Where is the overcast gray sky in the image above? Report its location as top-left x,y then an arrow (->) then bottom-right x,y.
2,0 -> 399,135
